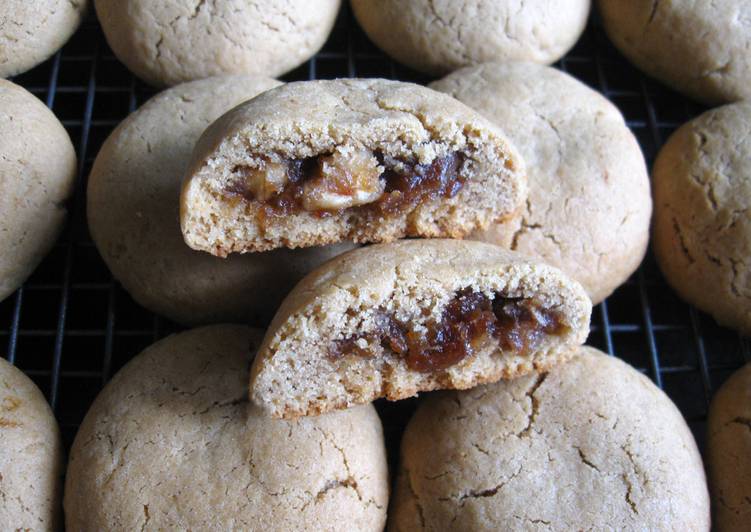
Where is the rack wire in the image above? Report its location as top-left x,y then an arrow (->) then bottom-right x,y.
2,5 -> 749,457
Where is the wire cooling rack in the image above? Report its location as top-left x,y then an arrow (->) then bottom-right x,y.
3,4 -> 749,459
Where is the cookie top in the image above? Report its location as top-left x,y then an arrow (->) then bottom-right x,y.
0,0 -> 87,78
0,80 -> 77,302
390,346 -> 709,531
94,0 -> 341,87
431,62 -> 651,304
87,75 -> 352,325
707,363 -> 751,530
597,0 -> 751,105
351,0 -> 590,75
181,78 -> 526,254
251,240 -> 591,418
64,325 -> 389,530
0,358 -> 64,530
653,102 -> 751,335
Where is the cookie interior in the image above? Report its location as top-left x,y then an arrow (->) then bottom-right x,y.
182,135 -> 521,255
251,269 -> 590,419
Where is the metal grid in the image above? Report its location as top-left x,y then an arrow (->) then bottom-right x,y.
2,5 -> 749,456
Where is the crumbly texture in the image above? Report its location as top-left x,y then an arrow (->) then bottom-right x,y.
87,75 -> 353,325
389,346 -> 710,531
250,240 -> 591,419
0,0 -> 87,78
0,358 -> 64,531
0,80 -> 77,303
707,363 -> 751,530
597,0 -> 751,105
94,0 -> 340,87
180,79 -> 527,255
350,0 -> 590,76
64,325 -> 389,531
653,102 -> 751,335
431,62 -> 652,304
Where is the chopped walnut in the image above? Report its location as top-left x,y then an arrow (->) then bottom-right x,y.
301,149 -> 385,211
239,159 -> 289,201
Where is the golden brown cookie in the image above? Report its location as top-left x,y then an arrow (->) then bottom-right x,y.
94,0 -> 341,87
88,75 -> 352,325
64,325 -> 389,530
431,62 -> 651,304
0,358 -> 64,530
390,347 -> 710,531
250,240 -> 591,419
180,78 -> 527,255
707,363 -> 751,531
653,102 -> 751,334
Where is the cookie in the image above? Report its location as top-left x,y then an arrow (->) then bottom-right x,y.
707,363 -> 751,530
64,325 -> 389,530
88,75 -> 352,325
250,239 -> 591,419
389,346 -> 710,531
653,102 -> 751,334
0,80 -> 77,303
180,78 -> 527,255
431,62 -> 651,304
350,0 -> 590,76
597,0 -> 751,105
94,0 -> 341,87
0,0 -> 87,78
0,358 -> 64,530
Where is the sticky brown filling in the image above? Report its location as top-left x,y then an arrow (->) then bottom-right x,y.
331,289 -> 568,373
224,150 -> 465,220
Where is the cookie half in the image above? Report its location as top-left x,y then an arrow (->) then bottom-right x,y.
431,62 -> 652,304
707,363 -> 751,530
0,358 -> 64,530
653,102 -> 751,334
250,240 -> 591,418
88,75 -> 353,325
389,347 -> 709,531
180,79 -> 526,255
64,325 -> 389,531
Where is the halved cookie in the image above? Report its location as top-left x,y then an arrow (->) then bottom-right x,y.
180,79 -> 526,256
250,240 -> 591,418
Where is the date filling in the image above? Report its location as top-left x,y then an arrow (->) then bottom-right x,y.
224,149 -> 465,218
331,289 -> 568,373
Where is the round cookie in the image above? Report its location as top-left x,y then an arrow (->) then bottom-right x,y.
0,80 -> 77,303
64,325 -> 389,530
597,0 -> 751,105
0,0 -> 87,78
390,346 -> 709,531
430,62 -> 651,304
87,75 -> 353,325
0,357 -> 64,530
351,0 -> 590,76
94,0 -> 341,87
707,363 -> 751,530
653,102 -> 751,335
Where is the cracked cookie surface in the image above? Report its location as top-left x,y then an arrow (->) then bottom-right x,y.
63,325 -> 389,531
653,101 -> 751,335
0,357 -> 64,531
0,80 -> 77,303
0,0 -> 87,77
707,363 -> 751,531
351,0 -> 589,76
250,240 -> 591,419
431,62 -> 651,304
389,346 -> 709,531
180,78 -> 527,254
597,0 -> 751,104
87,75 -> 353,325
94,0 -> 340,87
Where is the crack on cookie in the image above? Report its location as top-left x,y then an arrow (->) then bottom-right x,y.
671,216 -> 695,264
516,372 -> 547,438
573,446 -> 601,473
140,504 -> 150,532
458,464 -> 523,503
405,468 -> 427,529
621,473 -> 639,515
647,0 -> 661,26
729,416 -> 751,431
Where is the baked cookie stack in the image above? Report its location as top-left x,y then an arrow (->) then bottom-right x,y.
2,0 -> 734,530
